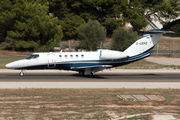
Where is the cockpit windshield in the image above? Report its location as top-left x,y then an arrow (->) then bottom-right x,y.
26,54 -> 39,60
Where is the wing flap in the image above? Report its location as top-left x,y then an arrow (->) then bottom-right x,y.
70,65 -> 112,70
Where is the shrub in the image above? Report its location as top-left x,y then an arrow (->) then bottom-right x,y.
77,19 -> 106,51
111,27 -> 138,51
163,19 -> 180,37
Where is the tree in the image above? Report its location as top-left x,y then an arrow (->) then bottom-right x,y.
48,0 -> 70,19
77,19 -> 106,51
48,0 -> 126,37
142,0 -> 179,23
0,0 -> 63,51
125,0 -> 179,31
48,0 -> 180,38
163,19 -> 180,37
60,13 -> 85,39
111,27 -> 138,51
103,18 -> 124,37
124,9 -> 148,31
0,0 -> 15,44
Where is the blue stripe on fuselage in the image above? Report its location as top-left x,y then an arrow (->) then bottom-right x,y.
55,46 -> 154,69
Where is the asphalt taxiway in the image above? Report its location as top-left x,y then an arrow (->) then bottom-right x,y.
0,69 -> 180,88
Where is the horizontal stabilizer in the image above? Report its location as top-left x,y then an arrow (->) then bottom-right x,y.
146,29 -> 174,34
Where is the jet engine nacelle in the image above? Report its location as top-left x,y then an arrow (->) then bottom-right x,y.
98,49 -> 128,60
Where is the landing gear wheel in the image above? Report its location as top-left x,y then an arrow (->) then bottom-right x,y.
89,72 -> 93,76
79,71 -> 85,75
19,72 -> 24,76
19,69 -> 25,76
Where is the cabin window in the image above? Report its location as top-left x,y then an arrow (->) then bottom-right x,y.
65,55 -> 68,59
59,55 -> 62,58
70,55 -> 73,58
76,55 -> 78,58
81,54 -> 84,58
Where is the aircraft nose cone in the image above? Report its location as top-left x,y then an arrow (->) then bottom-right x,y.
5,63 -> 9,68
5,63 -> 12,68
5,62 -> 18,69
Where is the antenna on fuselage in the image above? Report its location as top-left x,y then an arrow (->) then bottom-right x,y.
60,49 -> 63,52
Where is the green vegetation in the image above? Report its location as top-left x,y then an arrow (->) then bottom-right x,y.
163,19 -> 180,37
60,13 -> 85,39
0,0 -> 63,52
126,0 -> 179,31
103,18 -> 125,37
111,27 -> 138,51
49,0 -> 179,34
0,0 -> 179,51
0,88 -> 179,119
48,0 -> 127,36
77,20 -> 106,51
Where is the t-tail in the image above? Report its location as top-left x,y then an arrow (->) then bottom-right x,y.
124,29 -> 174,57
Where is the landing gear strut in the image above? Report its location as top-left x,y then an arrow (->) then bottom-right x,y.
19,69 -> 24,76
79,71 -> 93,76
89,72 -> 93,76
79,68 -> 94,76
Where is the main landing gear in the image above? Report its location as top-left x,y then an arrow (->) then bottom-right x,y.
19,69 -> 25,76
79,68 -> 93,76
79,71 -> 93,76
89,72 -> 93,76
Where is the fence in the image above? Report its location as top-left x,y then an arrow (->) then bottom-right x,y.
56,37 -> 180,58
151,36 -> 180,57
55,40 -> 80,52
56,38 -> 112,52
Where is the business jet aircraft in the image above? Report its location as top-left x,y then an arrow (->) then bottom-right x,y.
6,29 -> 173,76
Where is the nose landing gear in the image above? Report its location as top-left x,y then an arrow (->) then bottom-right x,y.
19,69 -> 25,76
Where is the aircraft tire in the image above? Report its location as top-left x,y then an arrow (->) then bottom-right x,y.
79,71 -> 85,75
89,72 -> 93,76
19,72 -> 24,76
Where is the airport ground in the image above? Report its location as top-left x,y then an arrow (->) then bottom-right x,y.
0,69 -> 180,88
0,88 -> 179,120
0,69 -> 180,120
1,51 -> 180,119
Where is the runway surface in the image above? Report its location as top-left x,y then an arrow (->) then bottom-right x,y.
0,70 -> 180,82
0,69 -> 180,88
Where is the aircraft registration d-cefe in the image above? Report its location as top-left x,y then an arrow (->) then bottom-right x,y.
6,29 -> 174,76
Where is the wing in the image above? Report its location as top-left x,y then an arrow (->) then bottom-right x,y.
70,65 -> 112,73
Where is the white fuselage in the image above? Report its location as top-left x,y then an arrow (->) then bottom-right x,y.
5,49 -> 128,70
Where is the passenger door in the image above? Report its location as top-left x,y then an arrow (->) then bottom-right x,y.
47,53 -> 56,68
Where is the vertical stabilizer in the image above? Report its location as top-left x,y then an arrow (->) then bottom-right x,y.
124,29 -> 174,57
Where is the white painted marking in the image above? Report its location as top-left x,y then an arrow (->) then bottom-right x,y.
0,82 -> 180,89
